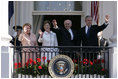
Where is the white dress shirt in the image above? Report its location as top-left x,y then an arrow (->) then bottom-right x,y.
85,26 -> 91,34
68,29 -> 74,40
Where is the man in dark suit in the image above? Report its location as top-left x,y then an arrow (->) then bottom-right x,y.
78,15 -> 109,59
79,15 -> 109,46
52,19 -> 78,46
51,19 -> 62,46
10,25 -> 22,47
10,25 -> 22,61
52,19 -> 78,59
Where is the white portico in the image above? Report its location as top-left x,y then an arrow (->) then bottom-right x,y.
0,1 -> 117,78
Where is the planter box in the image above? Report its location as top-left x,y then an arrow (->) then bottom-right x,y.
17,74 -> 51,78
71,74 -> 105,78
15,74 -> 105,78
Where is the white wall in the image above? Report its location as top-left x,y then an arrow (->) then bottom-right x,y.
102,1 -> 115,42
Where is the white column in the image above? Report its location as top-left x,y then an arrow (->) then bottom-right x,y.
1,1 -> 34,78
109,47 -> 117,78
0,1 -> 12,78
109,2 -> 117,47
18,1 -> 33,31
109,1 -> 117,78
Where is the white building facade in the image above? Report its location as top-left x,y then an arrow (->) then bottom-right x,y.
1,1 -> 117,78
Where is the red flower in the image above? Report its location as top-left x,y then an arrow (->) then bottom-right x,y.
83,59 -> 88,61
37,58 -> 41,62
33,61 -> 36,65
14,62 -> 21,69
42,56 -> 46,61
83,59 -> 88,62
98,59 -> 101,63
90,61 -> 93,65
80,61 -> 83,63
27,58 -> 33,64
47,60 -> 50,63
81,59 -> 94,65
94,59 -> 97,64
83,62 -> 86,64
101,59 -> 105,63
14,63 -> 17,69
101,68 -> 105,71
73,59 -> 77,63
38,66 -> 42,69
18,62 -> 21,68
86,59 -> 88,61
83,59 -> 89,64
25,62 -> 29,67
83,59 -> 86,61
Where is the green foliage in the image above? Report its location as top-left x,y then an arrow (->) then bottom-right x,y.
73,62 -> 108,75
15,58 -> 108,77
16,63 -> 50,77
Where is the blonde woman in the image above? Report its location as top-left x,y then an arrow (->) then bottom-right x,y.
38,20 -> 59,64
19,23 -> 38,67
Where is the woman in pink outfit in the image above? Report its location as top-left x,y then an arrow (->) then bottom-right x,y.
19,23 -> 38,67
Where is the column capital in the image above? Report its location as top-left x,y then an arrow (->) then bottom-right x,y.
1,34 -> 12,46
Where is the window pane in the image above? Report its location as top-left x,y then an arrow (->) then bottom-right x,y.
34,1 -> 82,11
74,1 -> 82,11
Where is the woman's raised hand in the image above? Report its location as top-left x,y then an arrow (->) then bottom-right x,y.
38,29 -> 43,38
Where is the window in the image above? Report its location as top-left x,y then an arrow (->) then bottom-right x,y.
34,1 -> 82,11
32,1 -> 83,37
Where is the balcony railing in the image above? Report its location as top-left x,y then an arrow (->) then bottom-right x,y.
10,46 -> 111,78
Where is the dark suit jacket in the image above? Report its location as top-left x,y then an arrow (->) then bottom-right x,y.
10,36 -> 21,46
52,27 -> 78,46
78,23 -> 108,46
99,37 -> 109,46
10,36 -> 22,50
